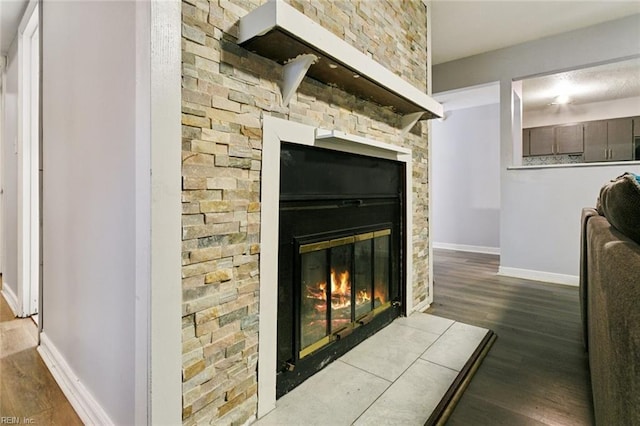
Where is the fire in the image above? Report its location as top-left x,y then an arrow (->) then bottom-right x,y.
330,269 -> 350,308
357,290 -> 370,304
374,286 -> 387,305
306,269 -> 352,310
306,269 -> 388,312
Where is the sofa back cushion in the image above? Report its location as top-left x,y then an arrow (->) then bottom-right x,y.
597,172 -> 640,245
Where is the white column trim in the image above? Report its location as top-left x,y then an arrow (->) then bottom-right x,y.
148,0 -> 182,424
134,1 -> 152,424
425,0 -> 434,308
133,0 -> 182,423
258,116 -> 316,418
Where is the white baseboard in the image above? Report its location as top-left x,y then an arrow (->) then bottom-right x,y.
433,242 -> 500,255
38,332 -> 114,425
1,284 -> 20,316
497,266 -> 579,287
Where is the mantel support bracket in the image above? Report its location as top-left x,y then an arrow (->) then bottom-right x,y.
280,54 -> 319,106
401,112 -> 425,136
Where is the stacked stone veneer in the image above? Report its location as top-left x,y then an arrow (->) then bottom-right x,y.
181,0 -> 431,424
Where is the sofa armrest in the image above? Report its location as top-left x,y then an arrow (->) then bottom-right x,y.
580,207 -> 599,351
585,216 -> 640,425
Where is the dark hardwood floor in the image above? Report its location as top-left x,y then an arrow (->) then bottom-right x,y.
0,277 -> 82,424
426,249 -> 594,426
0,252 -> 593,425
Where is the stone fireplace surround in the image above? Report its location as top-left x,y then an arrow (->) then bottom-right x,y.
258,116 -> 418,417
180,1 -> 441,423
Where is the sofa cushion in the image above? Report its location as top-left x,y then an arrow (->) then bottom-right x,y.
596,172 -> 640,245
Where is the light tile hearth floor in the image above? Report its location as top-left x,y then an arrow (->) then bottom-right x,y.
256,312 -> 490,426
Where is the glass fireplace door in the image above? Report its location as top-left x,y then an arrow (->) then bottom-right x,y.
298,229 -> 391,359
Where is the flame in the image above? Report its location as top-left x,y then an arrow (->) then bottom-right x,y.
306,269 -> 353,310
330,269 -> 350,309
331,270 -> 349,294
374,287 -> 387,305
357,290 -> 370,304
306,270 -> 388,312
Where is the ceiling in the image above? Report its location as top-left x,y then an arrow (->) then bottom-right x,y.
431,1 -> 640,112
2,0 -> 639,110
431,1 -> 640,66
522,57 -> 640,112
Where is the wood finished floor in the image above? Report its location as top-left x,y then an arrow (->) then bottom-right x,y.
426,249 -> 594,426
0,277 -> 82,425
0,252 -> 594,425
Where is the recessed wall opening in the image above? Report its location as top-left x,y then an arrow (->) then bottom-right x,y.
518,57 -> 640,166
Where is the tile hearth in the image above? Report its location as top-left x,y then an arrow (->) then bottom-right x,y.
255,313 -> 489,425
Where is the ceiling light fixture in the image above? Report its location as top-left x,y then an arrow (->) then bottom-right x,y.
552,94 -> 571,105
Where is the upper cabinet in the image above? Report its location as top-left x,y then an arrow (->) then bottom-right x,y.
584,118 -> 633,162
634,118 -> 640,161
522,128 -> 531,157
524,116 -> 637,163
525,124 -> 583,156
554,124 -> 583,154
529,126 -> 554,155
607,118 -> 633,162
583,121 -> 607,162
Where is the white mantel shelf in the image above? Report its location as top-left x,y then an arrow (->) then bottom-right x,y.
238,0 -> 443,132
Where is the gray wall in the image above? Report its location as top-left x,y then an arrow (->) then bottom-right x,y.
2,40 -> 19,300
42,1 -> 136,423
433,14 -> 640,279
432,103 -> 500,252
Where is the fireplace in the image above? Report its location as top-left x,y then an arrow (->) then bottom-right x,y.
276,142 -> 406,396
257,117 -> 418,417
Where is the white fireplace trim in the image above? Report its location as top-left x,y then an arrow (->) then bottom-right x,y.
258,116 -> 414,418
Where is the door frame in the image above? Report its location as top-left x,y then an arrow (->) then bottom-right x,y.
0,57 -> 5,276
17,0 -> 40,318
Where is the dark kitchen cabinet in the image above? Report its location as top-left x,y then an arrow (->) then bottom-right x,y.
607,118 -> 633,162
529,126 -> 554,156
524,116 -> 637,162
554,124 -> 583,154
525,124 -> 583,156
584,121 -> 607,162
584,118 -> 633,162
522,129 -> 530,156
634,118 -> 640,160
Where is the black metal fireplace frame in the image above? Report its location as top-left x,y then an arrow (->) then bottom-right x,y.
276,142 -> 407,398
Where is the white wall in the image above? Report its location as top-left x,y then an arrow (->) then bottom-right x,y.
433,14 -> 640,281
1,40 -> 19,303
42,2 -> 137,423
523,96 -> 640,128
501,164 -> 639,281
432,104 -> 500,253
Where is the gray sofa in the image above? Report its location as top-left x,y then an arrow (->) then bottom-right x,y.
580,205 -> 640,425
